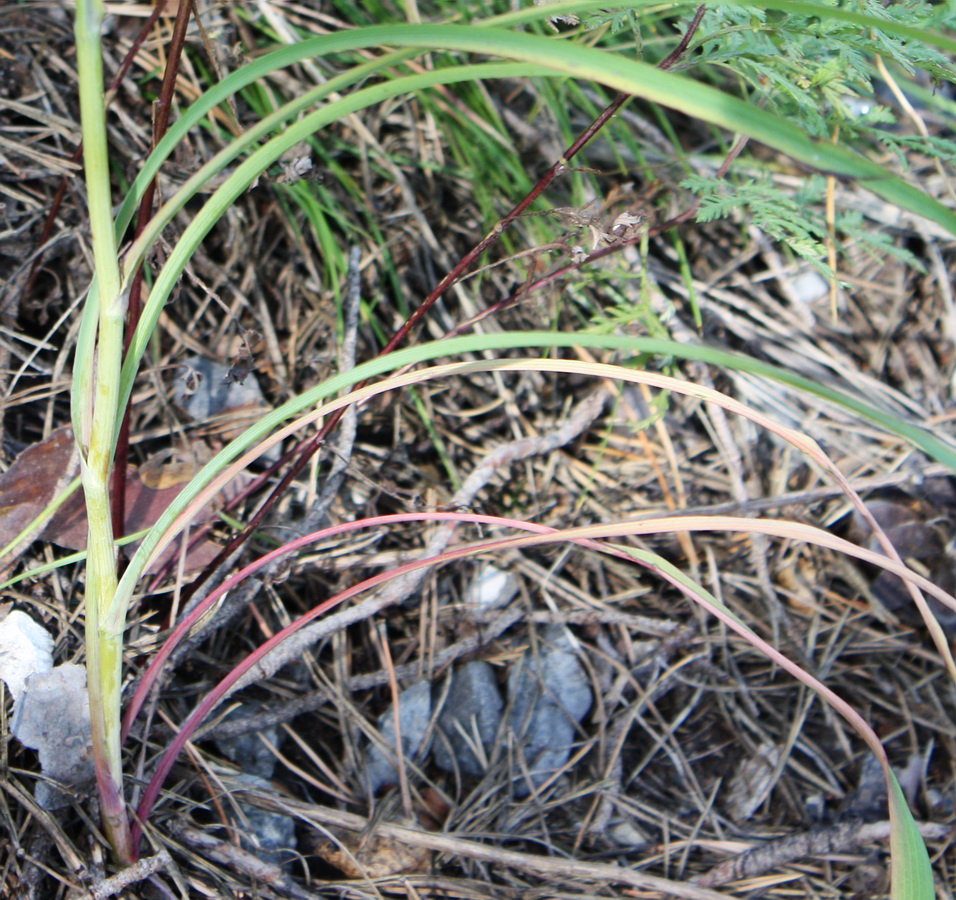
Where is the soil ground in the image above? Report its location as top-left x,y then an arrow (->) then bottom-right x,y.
1,3 -> 955,898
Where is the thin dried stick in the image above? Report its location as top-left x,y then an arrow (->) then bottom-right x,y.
112,0 -> 194,538
85,850 -> 172,900
373,619 -> 414,819
168,823 -> 312,900
693,819 -> 951,888
238,795 -> 731,900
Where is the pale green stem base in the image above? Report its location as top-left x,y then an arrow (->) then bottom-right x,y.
74,0 -> 133,864
83,473 -> 132,863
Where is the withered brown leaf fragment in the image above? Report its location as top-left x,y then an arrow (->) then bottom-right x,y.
0,426 -> 78,573
47,451 -> 251,574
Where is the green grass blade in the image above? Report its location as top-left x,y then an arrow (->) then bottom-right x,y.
115,15 -> 956,298
116,61 -> 550,424
113,330 -> 956,622
164,25 -> 956,237
488,0 -> 956,53
115,49 -> 419,266
888,771 -> 934,900
117,23 -> 956,431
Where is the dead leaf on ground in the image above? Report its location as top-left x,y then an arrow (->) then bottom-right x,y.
848,491 -> 956,632
0,429 -> 248,574
312,825 -> 430,878
0,426 -> 78,570
47,449 -> 249,573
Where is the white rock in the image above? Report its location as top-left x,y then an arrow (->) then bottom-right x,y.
0,609 -> 53,702
12,662 -> 93,809
466,565 -> 519,611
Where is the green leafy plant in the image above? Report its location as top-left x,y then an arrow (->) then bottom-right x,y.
43,0 -> 956,894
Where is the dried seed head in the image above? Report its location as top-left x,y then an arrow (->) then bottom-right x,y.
534,0 -> 580,27
610,210 -> 644,236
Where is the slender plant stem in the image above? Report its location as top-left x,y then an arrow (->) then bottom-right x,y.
21,1 -> 166,308
74,0 -> 132,864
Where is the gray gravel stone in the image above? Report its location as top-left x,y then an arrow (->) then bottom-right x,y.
434,661 -> 503,776
173,355 -> 267,419
507,626 -> 592,796
217,705 -> 281,779
365,680 -> 433,794
231,773 -> 297,867
172,355 -> 278,463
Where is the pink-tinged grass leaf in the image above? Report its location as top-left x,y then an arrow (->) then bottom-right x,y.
130,509 -> 945,898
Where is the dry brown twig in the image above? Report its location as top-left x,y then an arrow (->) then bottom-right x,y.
214,789 -> 733,900
169,823 -> 312,900
71,850 -> 173,900
692,819 -> 952,888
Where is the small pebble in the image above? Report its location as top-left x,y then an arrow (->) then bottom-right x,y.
366,681 -> 433,794
230,773 -> 297,867
434,661 -> 503,776
607,820 -> 649,848
507,626 -> 592,796
466,564 -> 519,614
789,269 -> 829,305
